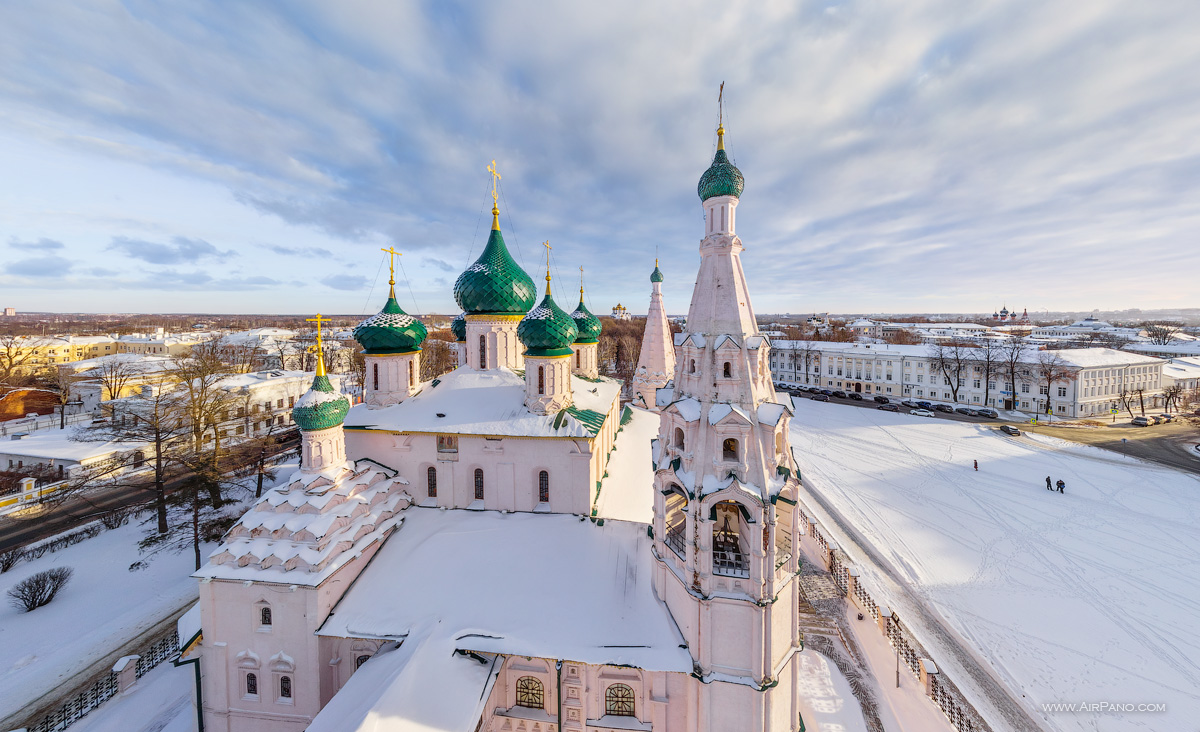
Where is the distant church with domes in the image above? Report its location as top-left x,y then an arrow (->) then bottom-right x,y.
187,114 -> 808,732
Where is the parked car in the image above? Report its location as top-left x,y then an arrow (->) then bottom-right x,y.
901,399 -> 919,408
874,395 -> 890,404
820,389 -> 834,396
916,400 -> 934,409
1159,414 -> 1175,423
955,407 -> 975,415
848,392 -> 864,401
877,403 -> 899,412
1148,415 -> 1163,425
910,408 -> 936,417
811,393 -> 830,402
1131,416 -> 1151,426
1000,425 -> 1021,436
934,404 -> 955,413
832,390 -> 848,398
977,408 -> 999,419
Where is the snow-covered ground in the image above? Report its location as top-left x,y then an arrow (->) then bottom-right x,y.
790,400 -> 1199,732
795,650 -> 871,732
0,519 -> 204,724
66,663 -> 195,732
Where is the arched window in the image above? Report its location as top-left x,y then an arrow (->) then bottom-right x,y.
426,467 -> 437,498
673,427 -> 685,449
372,363 -> 379,391
260,606 -> 272,626
515,676 -> 544,709
479,335 -> 487,369
474,469 -> 484,500
279,675 -> 292,699
355,655 -> 371,669
689,359 -> 696,374
723,362 -> 732,378
576,350 -> 581,368
665,489 -> 687,558
712,501 -> 749,577
775,432 -> 784,454
605,684 -> 635,716
538,471 -> 549,503
538,365 -> 545,395
408,359 -> 414,386
246,673 -> 258,696
132,451 -> 145,468
723,438 -> 738,461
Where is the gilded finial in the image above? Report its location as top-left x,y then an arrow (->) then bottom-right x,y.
305,313 -> 332,378
381,246 -> 401,298
487,160 -> 502,230
542,240 -> 552,293
717,81 -> 726,151
579,265 -> 585,297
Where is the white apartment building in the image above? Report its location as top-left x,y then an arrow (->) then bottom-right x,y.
769,341 -> 1165,418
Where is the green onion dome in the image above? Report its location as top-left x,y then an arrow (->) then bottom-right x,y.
453,211 -> 537,315
570,297 -> 602,344
697,125 -> 744,202
519,285 -> 579,357
353,294 -> 427,354
650,264 -> 664,283
292,372 -> 350,432
450,312 -> 466,342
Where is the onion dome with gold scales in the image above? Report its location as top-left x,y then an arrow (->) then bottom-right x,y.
518,244 -> 578,357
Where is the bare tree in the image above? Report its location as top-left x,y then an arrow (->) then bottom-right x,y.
419,336 -> 457,382
0,334 -> 48,384
969,339 -> 1003,408
1117,386 -> 1137,418
928,341 -> 973,403
1140,321 -> 1177,346
1035,351 -> 1074,421
93,357 -> 140,401
1162,383 -> 1184,412
885,328 -> 923,345
138,463 -> 238,571
44,366 -> 82,429
171,344 -> 239,506
998,336 -> 1030,411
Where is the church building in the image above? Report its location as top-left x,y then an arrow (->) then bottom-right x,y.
186,118 -> 807,732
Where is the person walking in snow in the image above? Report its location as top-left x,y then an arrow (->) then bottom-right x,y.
1046,476 -> 1052,490
973,460 -> 978,471
1057,479 -> 1065,493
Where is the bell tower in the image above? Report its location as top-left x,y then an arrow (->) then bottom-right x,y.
632,261 -> 675,410
650,111 -> 806,731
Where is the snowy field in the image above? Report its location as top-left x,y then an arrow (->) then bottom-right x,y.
789,400 -> 1200,732
66,663 -> 194,732
0,518 -> 205,724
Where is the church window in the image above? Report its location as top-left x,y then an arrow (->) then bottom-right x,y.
689,359 -> 696,374
538,366 -> 545,395
673,427 -> 684,449
723,362 -> 732,378
722,438 -> 738,461
279,675 -> 292,699
775,431 -> 783,455
515,676 -> 544,709
474,469 -> 484,500
538,471 -> 549,503
712,501 -> 750,578
245,673 -> 258,696
260,607 -> 272,626
408,359 -> 414,386
479,335 -> 487,369
372,363 -> 379,390
665,489 -> 687,558
355,655 -> 371,669
427,467 -> 437,497
605,684 -> 635,716
576,350 -> 581,368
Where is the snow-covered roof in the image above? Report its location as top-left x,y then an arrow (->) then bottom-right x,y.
592,407 -> 658,524
1055,348 -> 1162,368
0,425 -> 143,463
196,462 -> 410,586
318,509 -> 692,673
1163,360 -> 1200,380
344,366 -> 621,439
1125,341 -> 1200,357
306,633 -> 500,732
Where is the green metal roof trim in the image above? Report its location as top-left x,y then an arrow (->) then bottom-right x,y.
620,405 -> 633,426
292,373 -> 351,431
353,296 -> 428,355
650,265 -> 664,283
562,405 -> 607,435
453,228 -> 537,314
697,148 -> 745,201
518,291 -> 579,357
450,312 -> 467,342
569,299 -> 602,344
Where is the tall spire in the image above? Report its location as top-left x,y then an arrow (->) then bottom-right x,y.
542,240 -> 552,294
306,313 -> 331,378
381,246 -> 400,299
717,80 -> 725,151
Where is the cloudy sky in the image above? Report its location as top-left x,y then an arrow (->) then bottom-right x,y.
1,1 -> 1198,317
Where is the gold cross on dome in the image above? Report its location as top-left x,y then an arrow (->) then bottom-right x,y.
305,313 -> 331,376
579,265 -> 585,296
487,159 -> 501,208
542,240 -> 552,284
305,313 -> 330,347
381,246 -> 401,287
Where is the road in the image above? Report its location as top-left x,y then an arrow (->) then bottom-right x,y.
0,480 -> 172,551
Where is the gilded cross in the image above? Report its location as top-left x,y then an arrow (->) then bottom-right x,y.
305,313 -> 331,349
305,313 -> 331,375
487,159 -> 501,209
718,81 -> 724,126
542,240 -> 552,284
381,246 -> 401,287
579,265 -> 585,297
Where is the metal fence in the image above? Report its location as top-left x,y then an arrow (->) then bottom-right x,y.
24,628 -> 179,732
